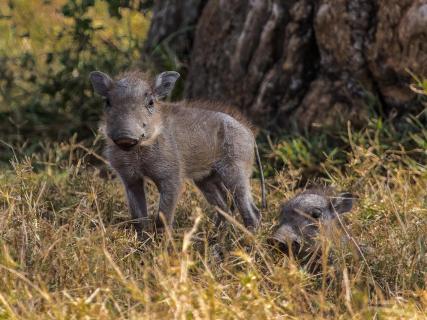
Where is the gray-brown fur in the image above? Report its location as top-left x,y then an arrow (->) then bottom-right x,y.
272,188 -> 354,250
89,70 -> 262,237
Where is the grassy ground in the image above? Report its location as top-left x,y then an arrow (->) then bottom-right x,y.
0,116 -> 426,319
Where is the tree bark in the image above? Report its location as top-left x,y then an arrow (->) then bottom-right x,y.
143,0 -> 208,67
144,0 -> 427,130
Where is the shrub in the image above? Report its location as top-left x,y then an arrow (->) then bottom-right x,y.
0,0 -> 151,162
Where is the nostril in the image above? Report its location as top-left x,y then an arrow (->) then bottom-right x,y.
113,137 -> 138,148
141,133 -> 146,138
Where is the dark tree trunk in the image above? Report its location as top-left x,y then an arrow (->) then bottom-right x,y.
144,0 -> 427,130
143,0 -> 208,67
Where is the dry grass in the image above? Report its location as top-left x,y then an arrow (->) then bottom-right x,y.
0,125 -> 426,319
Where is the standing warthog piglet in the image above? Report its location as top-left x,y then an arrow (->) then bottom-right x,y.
89,70 -> 265,237
272,188 -> 354,258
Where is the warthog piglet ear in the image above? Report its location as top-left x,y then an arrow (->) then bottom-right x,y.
89,71 -> 113,97
154,71 -> 180,100
331,193 -> 354,214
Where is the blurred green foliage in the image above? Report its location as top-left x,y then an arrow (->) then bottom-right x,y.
263,112 -> 427,187
0,0 -> 151,161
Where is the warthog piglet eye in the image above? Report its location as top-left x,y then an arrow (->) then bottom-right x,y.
311,208 -> 322,219
147,98 -> 154,113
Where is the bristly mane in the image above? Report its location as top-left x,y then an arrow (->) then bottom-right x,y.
181,100 -> 257,134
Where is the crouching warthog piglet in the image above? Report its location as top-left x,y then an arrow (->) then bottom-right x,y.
272,188 -> 354,260
89,70 -> 265,237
